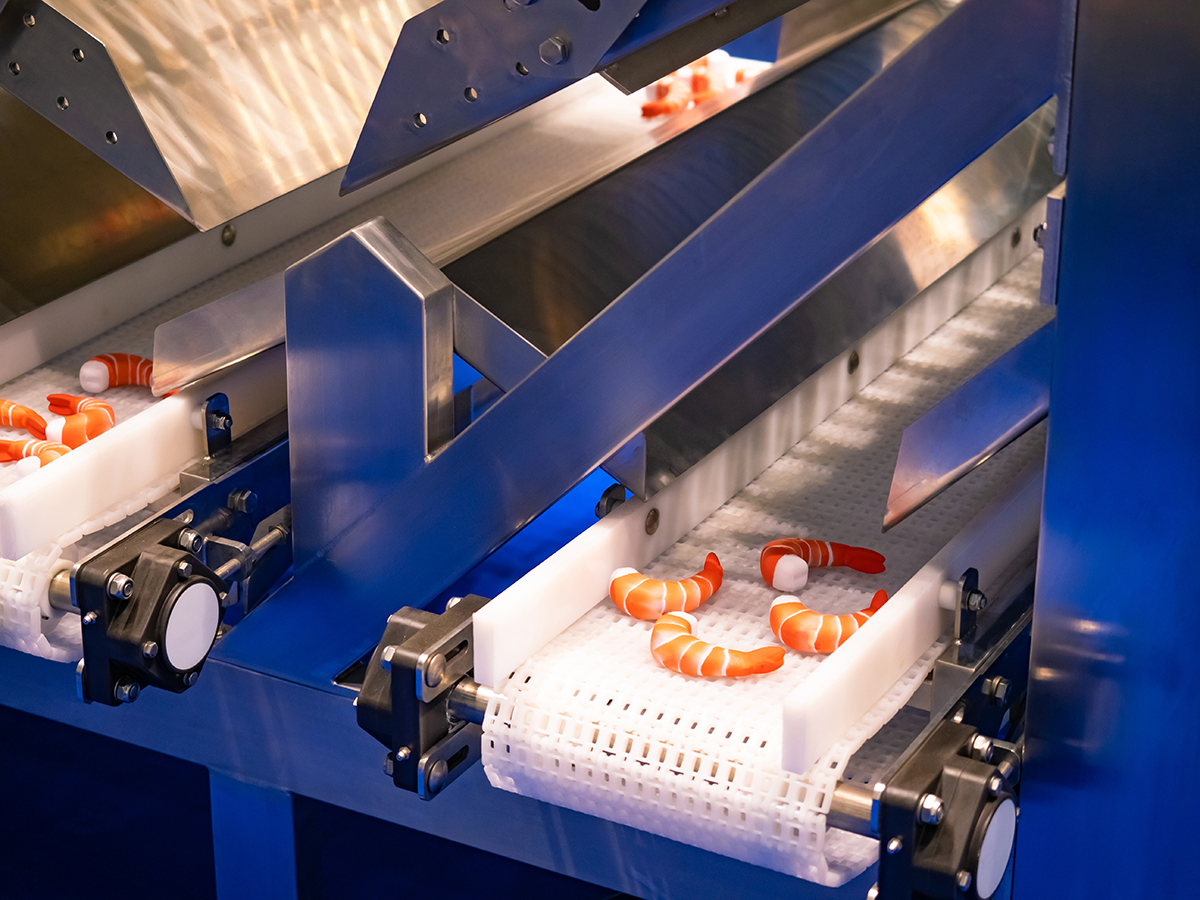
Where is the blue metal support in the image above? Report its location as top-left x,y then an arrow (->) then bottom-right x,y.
210,770 -> 298,900
1018,0 -> 1200,896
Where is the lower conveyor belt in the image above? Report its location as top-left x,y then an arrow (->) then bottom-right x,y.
481,253 -> 1052,886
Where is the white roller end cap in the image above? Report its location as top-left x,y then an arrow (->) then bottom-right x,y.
163,582 -> 220,671
79,360 -> 111,393
771,555 -> 809,591
976,798 -> 1017,899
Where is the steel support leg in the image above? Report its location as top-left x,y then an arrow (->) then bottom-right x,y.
210,770 -> 298,900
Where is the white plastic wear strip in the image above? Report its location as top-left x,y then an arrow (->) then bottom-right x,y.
0,345 -> 286,561
779,460 -> 1044,774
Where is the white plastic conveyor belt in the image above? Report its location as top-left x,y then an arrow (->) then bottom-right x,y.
475,251 -> 1053,886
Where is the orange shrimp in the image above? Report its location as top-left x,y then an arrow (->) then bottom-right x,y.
770,590 -> 889,654
651,611 -> 784,677
45,395 -> 116,448
0,439 -> 70,473
79,353 -> 153,392
642,78 -> 691,117
609,553 -> 723,620
760,538 -> 886,591
0,400 -> 47,439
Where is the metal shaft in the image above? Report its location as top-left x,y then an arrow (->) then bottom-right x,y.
47,568 -> 77,613
446,679 -> 495,726
826,780 -> 881,837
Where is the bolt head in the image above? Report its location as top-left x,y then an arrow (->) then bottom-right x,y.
866,885 -> 879,900
988,774 -> 1004,797
425,653 -> 447,687
176,559 -> 193,579
82,611 -> 98,625
183,671 -> 199,686
886,836 -> 903,855
917,793 -> 945,825
380,645 -> 397,671
106,572 -> 134,600
956,869 -> 972,891
228,490 -> 258,514
970,734 -> 994,763
539,35 -> 570,65
142,640 -> 159,659
113,679 -> 140,703
428,758 -> 449,794
395,746 -> 411,762
965,589 -> 988,611
985,675 -> 1012,705
178,529 -> 205,553
444,596 -> 463,610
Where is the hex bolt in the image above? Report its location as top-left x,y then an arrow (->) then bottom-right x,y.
425,653 -> 447,688
984,675 -> 1011,706
1033,221 -> 1047,248
142,641 -> 159,659
444,596 -> 463,611
206,411 -> 233,431
184,671 -> 199,686
886,836 -> 903,855
380,645 -> 398,671
951,702 -> 966,724
917,793 -> 945,825
176,559 -> 193,580
395,746 -> 411,762
866,885 -> 879,900
428,758 -> 449,795
106,572 -> 134,600
539,35 -> 570,65
956,870 -> 973,892
227,489 -> 258,514
988,774 -> 1004,797
178,529 -> 205,553
113,679 -> 140,703
969,733 -> 994,763
964,588 -> 988,611
82,611 -> 98,625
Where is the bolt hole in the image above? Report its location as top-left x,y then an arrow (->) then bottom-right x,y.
436,28 -> 450,44
72,47 -> 85,62
464,86 -> 478,102
413,112 -> 427,128
105,130 -> 118,144
1010,226 -> 1021,249
7,62 -> 18,76
515,61 -> 529,76
23,13 -> 35,27
56,95 -> 68,110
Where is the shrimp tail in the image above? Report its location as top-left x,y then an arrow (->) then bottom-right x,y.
760,538 -> 886,589
0,400 -> 47,440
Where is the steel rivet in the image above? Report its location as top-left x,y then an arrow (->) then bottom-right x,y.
886,836 -> 903,855
413,112 -> 428,128
72,48 -> 84,62
83,611 -> 97,625
645,508 -> 660,535
395,746 -> 411,761
221,223 -> 236,246
956,870 -> 972,892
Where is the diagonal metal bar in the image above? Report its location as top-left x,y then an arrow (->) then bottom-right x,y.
216,0 -> 1060,685
884,321 -> 1055,531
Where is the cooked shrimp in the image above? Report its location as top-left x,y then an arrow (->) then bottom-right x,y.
79,353 -> 153,392
609,552 -> 723,620
44,394 -> 116,447
0,439 -> 70,474
642,78 -> 691,117
760,538 -> 886,591
651,611 -> 784,677
0,400 -> 47,439
770,590 -> 889,654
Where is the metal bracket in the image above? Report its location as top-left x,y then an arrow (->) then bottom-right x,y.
955,567 -> 986,644
357,594 -> 491,799
203,392 -> 233,456
1037,182 -> 1066,306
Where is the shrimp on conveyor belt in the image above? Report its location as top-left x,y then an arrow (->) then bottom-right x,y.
0,400 -> 47,439
651,611 -> 785,677
770,590 -> 890,654
0,439 -> 70,474
79,353 -> 153,392
759,537 -> 886,591
609,552 -> 723,619
45,394 -> 116,448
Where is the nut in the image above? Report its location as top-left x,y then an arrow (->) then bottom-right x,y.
917,793 -> 944,825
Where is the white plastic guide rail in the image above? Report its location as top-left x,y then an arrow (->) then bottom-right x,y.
475,250 -> 1053,885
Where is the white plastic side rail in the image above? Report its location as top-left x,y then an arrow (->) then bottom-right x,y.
471,220 -> 1038,687
780,459 -> 1044,773
0,346 -> 287,561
